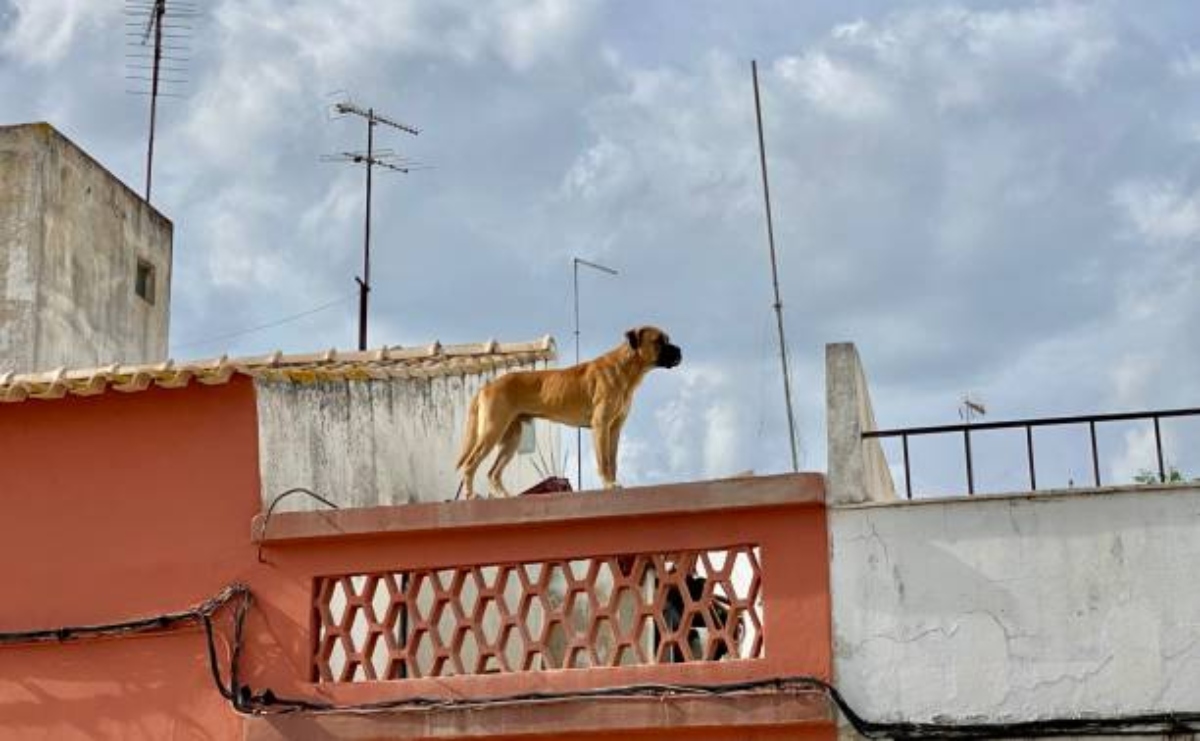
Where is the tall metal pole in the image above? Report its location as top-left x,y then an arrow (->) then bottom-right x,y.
144,0 -> 165,203
752,60 -> 800,472
358,111 -> 375,351
573,260 -> 581,491
571,257 -> 618,491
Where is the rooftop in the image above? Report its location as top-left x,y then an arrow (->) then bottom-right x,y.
0,337 -> 556,403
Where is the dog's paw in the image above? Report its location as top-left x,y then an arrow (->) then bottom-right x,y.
604,481 -> 623,490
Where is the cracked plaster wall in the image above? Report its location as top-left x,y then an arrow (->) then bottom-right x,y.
255,364 -> 562,510
831,485 -> 1200,723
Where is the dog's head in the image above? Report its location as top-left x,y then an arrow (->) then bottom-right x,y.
625,326 -> 682,369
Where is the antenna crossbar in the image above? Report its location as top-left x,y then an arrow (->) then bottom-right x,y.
325,98 -> 423,350
333,102 -> 420,136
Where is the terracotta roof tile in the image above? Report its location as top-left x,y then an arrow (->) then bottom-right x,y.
0,337 -> 555,404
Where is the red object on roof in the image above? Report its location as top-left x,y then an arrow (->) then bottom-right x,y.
520,476 -> 573,496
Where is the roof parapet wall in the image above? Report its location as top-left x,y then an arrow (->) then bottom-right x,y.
826,342 -> 896,506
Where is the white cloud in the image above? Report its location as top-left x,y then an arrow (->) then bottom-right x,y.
776,52 -> 890,120
0,0 -> 117,66
1113,180 -> 1200,245
1109,426 -> 1173,484
1170,48 -> 1200,79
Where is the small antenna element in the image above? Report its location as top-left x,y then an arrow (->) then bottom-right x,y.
324,98 -> 421,350
959,394 -> 987,424
124,0 -> 197,204
752,60 -> 800,472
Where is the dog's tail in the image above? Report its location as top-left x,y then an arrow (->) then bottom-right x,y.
455,393 -> 481,471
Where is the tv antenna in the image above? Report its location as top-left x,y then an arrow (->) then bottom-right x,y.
751,60 -> 800,472
124,0 -> 197,204
324,98 -> 421,350
959,394 -> 987,424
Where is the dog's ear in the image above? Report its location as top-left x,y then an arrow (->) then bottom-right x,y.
625,328 -> 640,350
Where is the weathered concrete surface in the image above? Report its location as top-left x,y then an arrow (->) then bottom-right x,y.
831,484 -> 1200,724
255,365 -> 563,509
0,123 -> 172,375
826,343 -> 895,505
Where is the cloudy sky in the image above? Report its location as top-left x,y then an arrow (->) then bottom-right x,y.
2,0 -> 1198,493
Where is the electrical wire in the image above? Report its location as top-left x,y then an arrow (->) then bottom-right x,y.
171,293 -> 355,353
255,487 -> 339,563
0,583 -> 247,645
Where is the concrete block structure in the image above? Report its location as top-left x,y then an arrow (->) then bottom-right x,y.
0,123 -> 172,375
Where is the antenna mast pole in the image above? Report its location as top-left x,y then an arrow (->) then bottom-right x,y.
359,109 -> 374,351
126,0 -> 196,204
328,101 -> 419,350
144,0 -> 164,203
752,60 -> 800,472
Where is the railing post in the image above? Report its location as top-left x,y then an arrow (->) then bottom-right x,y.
1089,420 -> 1101,487
1154,416 -> 1165,482
902,433 -> 912,500
964,429 -> 975,495
1026,425 -> 1037,491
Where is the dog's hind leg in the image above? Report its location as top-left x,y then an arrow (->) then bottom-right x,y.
460,399 -> 512,499
455,395 -> 481,471
456,395 -> 482,497
486,417 -> 525,497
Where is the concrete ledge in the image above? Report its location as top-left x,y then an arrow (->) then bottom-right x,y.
252,473 -> 825,544
242,689 -> 834,740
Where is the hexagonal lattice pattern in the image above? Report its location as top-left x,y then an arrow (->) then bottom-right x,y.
312,546 -> 763,682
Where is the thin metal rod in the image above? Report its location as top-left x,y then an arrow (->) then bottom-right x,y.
1154,416 -> 1165,482
1026,425 -> 1037,491
574,259 -> 581,491
752,60 -> 799,473
1089,420 -> 1101,487
358,111 -> 374,351
571,257 -> 618,492
143,0 -> 164,203
964,429 -> 975,495
901,434 -> 912,500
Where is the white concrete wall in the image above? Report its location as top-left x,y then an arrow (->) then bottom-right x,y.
255,363 -> 563,510
826,343 -> 895,505
831,484 -> 1200,724
0,123 -> 172,375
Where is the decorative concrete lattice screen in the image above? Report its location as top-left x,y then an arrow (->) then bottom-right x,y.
312,546 -> 763,682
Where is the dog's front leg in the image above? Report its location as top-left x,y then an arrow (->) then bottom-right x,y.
591,406 -> 619,489
605,411 -> 629,490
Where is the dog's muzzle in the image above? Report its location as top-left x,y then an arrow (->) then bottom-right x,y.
657,343 -> 682,368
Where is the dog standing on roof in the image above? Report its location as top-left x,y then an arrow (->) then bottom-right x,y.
456,326 -> 682,498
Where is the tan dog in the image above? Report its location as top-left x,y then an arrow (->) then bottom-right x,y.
456,326 -> 682,497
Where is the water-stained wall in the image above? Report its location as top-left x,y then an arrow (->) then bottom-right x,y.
255,364 -> 563,509
0,123 -> 172,375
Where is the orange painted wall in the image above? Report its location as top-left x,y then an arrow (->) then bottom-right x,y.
0,378 -> 837,740
0,379 -> 262,739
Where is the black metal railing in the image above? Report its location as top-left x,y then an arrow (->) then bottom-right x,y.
863,407 -> 1200,499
